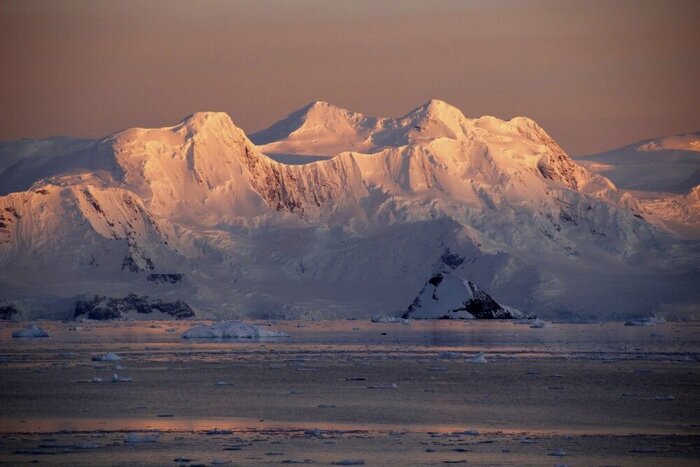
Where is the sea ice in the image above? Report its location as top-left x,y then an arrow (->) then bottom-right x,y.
439,351 -> 462,359
73,442 -> 99,449
12,324 -> 49,338
654,395 -> 675,401
528,319 -> 552,329
111,373 -> 132,382
124,432 -> 159,443
92,352 -> 121,361
625,317 -> 666,326
548,448 -> 567,456
465,352 -> 487,363
370,314 -> 409,324
366,383 -> 398,389
182,321 -> 289,339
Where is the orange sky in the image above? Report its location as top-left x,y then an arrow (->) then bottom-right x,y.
1,0 -> 698,155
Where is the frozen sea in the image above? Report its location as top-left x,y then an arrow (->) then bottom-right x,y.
1,319 -> 699,465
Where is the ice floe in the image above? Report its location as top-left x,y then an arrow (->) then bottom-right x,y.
12,324 -> 49,338
370,314 -> 409,324
624,317 -> 666,326
366,383 -> 397,389
548,448 -> 567,456
111,373 -> 132,382
182,321 -> 289,339
125,432 -> 159,443
528,319 -> 552,329
465,352 -> 488,363
92,352 -> 121,361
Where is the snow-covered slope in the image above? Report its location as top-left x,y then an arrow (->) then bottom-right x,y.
576,132 -> 700,239
577,132 -> 700,194
403,273 -> 525,319
1,101 -> 698,320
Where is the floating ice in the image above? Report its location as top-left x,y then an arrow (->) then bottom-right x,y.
12,324 -> 49,338
206,428 -> 233,435
465,352 -> 487,363
112,373 -> 132,382
317,403 -> 336,408
370,314 -> 409,324
92,352 -> 121,362
654,394 -> 675,401
366,383 -> 397,389
439,351 -> 461,359
215,381 -> 232,386
125,432 -> 159,443
625,317 -> 666,326
73,442 -> 99,449
452,429 -> 480,436
548,448 -> 567,456
304,428 -> 323,437
334,460 -> 365,465
528,319 -> 552,329
182,321 -> 289,339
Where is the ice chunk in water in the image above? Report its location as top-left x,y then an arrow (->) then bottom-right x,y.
125,432 -> 159,443
112,373 -> 132,383
12,325 -> 49,338
182,321 -> 288,339
465,352 -> 487,363
92,352 -> 121,362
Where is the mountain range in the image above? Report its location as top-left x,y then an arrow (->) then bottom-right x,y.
0,100 -> 698,320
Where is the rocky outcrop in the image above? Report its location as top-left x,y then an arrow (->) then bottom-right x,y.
403,273 -> 525,319
74,293 -> 194,320
0,300 -> 19,320
147,273 -> 184,284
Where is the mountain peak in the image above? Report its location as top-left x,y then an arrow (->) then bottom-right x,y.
179,111 -> 234,130
424,98 -> 457,111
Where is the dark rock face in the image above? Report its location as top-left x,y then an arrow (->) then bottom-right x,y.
439,248 -> 465,270
147,273 -> 184,284
0,300 -> 19,320
74,293 -> 194,320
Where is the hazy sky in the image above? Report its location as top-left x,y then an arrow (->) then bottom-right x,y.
1,0 -> 698,155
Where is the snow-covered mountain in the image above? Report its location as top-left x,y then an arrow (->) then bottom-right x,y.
576,132 -> 700,239
577,132 -> 700,194
1,101 -> 698,320
403,273 -> 525,319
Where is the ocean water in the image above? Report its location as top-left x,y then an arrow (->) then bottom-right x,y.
1,319 -> 699,465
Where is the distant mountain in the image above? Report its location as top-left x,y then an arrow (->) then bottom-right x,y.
1,101 -> 698,319
576,132 -> 700,238
576,132 -> 700,194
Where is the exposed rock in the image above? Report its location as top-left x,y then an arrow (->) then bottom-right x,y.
74,293 -> 194,320
403,273 -> 525,319
0,300 -> 19,320
147,273 -> 184,284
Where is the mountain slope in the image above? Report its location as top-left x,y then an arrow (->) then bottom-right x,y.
1,101 -> 698,319
576,132 -> 700,194
576,132 -> 700,238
